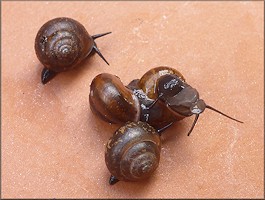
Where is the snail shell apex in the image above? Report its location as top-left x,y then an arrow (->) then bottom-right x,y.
35,17 -> 94,72
105,121 -> 161,181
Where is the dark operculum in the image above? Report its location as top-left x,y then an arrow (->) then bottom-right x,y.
157,74 -> 185,101
166,85 -> 206,117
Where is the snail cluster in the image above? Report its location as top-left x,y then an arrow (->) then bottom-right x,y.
35,18 -> 243,186
89,66 -> 243,185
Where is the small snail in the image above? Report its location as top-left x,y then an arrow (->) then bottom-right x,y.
127,66 -> 187,130
35,17 -> 111,84
89,73 -> 141,124
89,72 -> 177,131
105,121 -> 161,185
146,68 -> 244,136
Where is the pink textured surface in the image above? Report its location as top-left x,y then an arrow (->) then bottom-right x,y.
2,1 -> 264,198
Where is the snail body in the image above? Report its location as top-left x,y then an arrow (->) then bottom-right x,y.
35,17 -> 111,84
105,121 -> 161,185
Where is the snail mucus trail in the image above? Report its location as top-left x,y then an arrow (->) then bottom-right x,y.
147,73 -> 244,136
34,17 -> 111,84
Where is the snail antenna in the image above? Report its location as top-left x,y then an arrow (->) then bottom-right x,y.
157,122 -> 174,136
187,114 -> 200,136
92,32 -> 112,40
206,105 -> 243,123
146,93 -> 163,110
93,45 -> 110,65
109,175 -> 119,185
41,68 -> 57,84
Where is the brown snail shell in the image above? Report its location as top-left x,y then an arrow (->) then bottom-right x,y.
105,121 -> 161,184
35,17 -> 93,72
89,67 -> 186,132
138,66 -> 185,99
127,79 -> 179,131
89,73 -> 141,124
35,17 -> 111,84
136,66 -> 187,122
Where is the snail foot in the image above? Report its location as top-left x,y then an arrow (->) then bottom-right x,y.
109,175 -> 119,185
41,67 -> 57,84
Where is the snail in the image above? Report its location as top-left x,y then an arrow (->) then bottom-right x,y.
35,17 -> 111,84
89,71 -> 178,131
89,73 -> 141,124
105,121 -> 161,185
127,66 -> 187,131
145,67 -> 244,136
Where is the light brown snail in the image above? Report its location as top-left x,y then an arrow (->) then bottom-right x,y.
35,17 -> 111,84
105,121 -> 161,185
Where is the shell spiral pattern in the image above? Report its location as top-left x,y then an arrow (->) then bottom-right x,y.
105,121 -> 161,182
35,17 -> 94,72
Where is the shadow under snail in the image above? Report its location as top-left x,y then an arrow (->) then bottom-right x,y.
35,17 -> 111,84
105,121 -> 161,185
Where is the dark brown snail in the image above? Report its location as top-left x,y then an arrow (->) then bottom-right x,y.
105,121 -> 161,185
35,17 -> 111,84
146,67 -> 244,136
89,72 -> 177,131
136,66 -> 186,99
127,66 -> 187,131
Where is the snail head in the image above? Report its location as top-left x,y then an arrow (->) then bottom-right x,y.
147,74 -> 243,136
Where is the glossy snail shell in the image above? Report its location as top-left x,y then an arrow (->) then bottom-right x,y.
105,121 -> 161,182
35,17 -> 93,72
89,73 -> 141,124
127,79 -> 179,130
138,66 -> 186,99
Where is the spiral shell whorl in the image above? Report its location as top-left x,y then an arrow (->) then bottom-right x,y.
120,141 -> 160,180
48,30 -> 79,65
35,17 -> 94,72
105,121 -> 161,182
